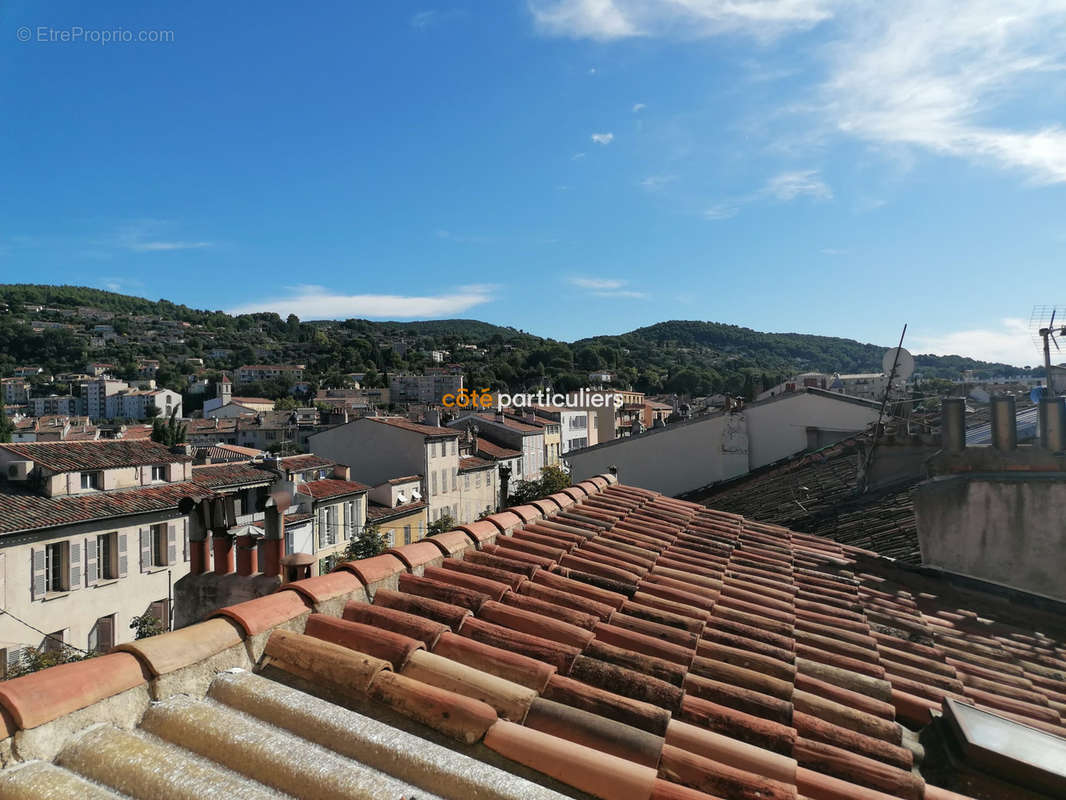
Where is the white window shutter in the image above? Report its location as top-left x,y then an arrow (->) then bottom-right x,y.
31,548 -> 46,599
69,541 -> 81,590
167,524 -> 177,566
139,528 -> 151,572
118,534 -> 128,577
183,519 -> 190,562
85,537 -> 98,584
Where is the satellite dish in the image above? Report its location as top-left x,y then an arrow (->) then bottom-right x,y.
882,347 -> 914,381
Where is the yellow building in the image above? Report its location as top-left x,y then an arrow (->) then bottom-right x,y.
367,501 -> 428,547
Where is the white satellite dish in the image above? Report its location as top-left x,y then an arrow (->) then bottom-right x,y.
883,347 -> 914,381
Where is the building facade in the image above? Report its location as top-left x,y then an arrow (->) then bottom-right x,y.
0,440 -> 208,669
308,417 -> 461,523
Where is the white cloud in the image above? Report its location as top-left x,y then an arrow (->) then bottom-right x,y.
763,169 -> 833,200
228,284 -> 494,319
530,0 -> 838,40
567,276 -> 648,298
703,203 -> 739,220
632,102 -> 646,112
639,174 -> 675,190
824,1 -> 1066,184
113,220 -> 213,253
592,289 -> 649,298
410,10 -> 437,29
435,228 -> 490,244
534,2 -> 1066,185
911,317 -> 1039,366
572,152 -> 586,160
569,276 -> 625,289
590,132 -> 614,145
127,240 -> 212,252
588,67 -> 598,74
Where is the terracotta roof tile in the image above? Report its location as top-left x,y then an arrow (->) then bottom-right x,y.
5,475 -> 1066,800
0,439 -> 190,472
189,463 -> 274,488
299,477 -> 369,500
0,480 -> 213,535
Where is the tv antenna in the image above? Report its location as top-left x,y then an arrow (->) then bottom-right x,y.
1030,306 -> 1066,397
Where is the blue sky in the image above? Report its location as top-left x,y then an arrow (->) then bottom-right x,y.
2,1 -> 1065,365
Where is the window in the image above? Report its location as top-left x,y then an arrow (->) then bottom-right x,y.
88,614 -> 115,654
151,465 -> 166,482
46,542 -> 69,593
151,524 -> 168,567
97,532 -> 117,580
464,473 -> 470,490
475,470 -> 482,488
325,506 -> 338,546
80,471 -> 101,490
149,599 -> 170,631
451,469 -> 457,492
42,630 -> 65,655
404,525 -> 412,545
431,471 -> 438,495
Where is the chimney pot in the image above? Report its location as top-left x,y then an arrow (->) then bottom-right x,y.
941,398 -> 966,453
990,395 -> 1017,452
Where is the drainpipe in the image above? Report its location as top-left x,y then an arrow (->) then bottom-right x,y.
990,395 -> 1017,452
941,398 -> 966,453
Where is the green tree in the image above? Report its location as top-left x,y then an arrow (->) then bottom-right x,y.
342,521 -> 388,561
6,645 -> 93,678
0,400 -> 13,443
150,407 -> 187,447
130,613 -> 165,640
274,395 -> 298,411
428,513 -> 456,536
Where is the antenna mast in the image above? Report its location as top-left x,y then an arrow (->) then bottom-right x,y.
859,324 -> 908,494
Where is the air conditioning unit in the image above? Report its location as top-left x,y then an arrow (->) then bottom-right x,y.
7,461 -> 33,481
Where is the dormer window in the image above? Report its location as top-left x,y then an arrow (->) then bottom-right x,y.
80,471 -> 102,490
151,465 -> 166,482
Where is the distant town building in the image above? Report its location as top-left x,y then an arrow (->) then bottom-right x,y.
1,378 -> 31,406
28,395 -> 80,417
389,372 -> 464,405
235,364 -> 305,385
309,417 -> 462,524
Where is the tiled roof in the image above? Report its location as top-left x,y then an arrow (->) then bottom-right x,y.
387,474 -> 422,485
278,453 -> 336,471
112,425 -> 154,440
459,456 -> 495,470
0,440 -> 191,472
229,396 -> 275,405
476,439 -> 522,460
299,478 -> 369,500
193,444 -> 263,462
186,418 -> 239,434
692,434 -> 923,563
0,481 -> 213,534
2,476 -> 1064,800
473,412 -> 542,433
366,416 -> 458,437
190,463 -> 275,489
367,500 -> 428,521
